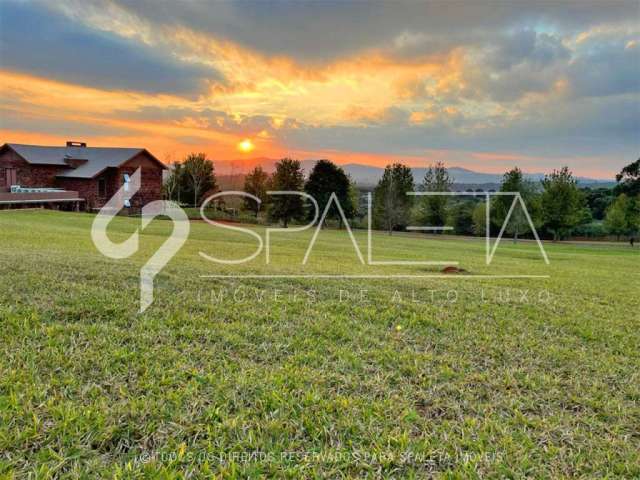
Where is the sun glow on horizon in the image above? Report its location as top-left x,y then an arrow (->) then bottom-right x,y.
0,0 -> 633,179
237,138 -> 255,153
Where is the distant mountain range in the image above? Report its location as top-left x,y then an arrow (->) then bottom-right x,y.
214,158 -> 614,188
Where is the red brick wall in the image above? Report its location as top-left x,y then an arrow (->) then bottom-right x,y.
55,177 -> 98,210
118,152 -> 164,209
0,149 -> 68,191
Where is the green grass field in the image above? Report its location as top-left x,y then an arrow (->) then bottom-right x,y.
1,210 -> 638,478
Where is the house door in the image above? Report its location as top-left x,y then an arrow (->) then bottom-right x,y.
5,168 -> 17,187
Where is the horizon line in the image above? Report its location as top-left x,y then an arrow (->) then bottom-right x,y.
212,158 -> 615,181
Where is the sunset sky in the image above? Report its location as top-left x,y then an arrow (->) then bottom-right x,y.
1,0 -> 638,178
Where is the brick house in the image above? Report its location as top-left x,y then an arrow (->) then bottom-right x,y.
0,142 -> 166,210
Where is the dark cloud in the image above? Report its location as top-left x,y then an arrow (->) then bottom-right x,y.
282,94 -> 639,163
0,1 -> 221,95
568,38 -> 640,98
101,0 -> 638,62
487,30 -> 570,70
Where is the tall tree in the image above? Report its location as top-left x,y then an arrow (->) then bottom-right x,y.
493,167 -> 540,243
243,166 -> 270,217
604,194 -> 629,241
583,187 -> 614,220
372,163 -> 414,234
472,202 -> 487,236
614,158 -> 640,197
628,196 -> 640,243
348,178 -> 361,220
304,159 -> 354,226
604,193 -> 640,241
450,200 -> 475,235
269,158 -> 305,227
541,166 -> 586,241
163,162 -> 182,202
419,161 -> 453,232
182,153 -> 217,207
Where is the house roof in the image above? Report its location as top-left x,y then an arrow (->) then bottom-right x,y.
2,143 -> 166,179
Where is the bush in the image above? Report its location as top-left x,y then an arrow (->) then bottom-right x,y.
571,222 -> 607,238
184,207 -> 266,225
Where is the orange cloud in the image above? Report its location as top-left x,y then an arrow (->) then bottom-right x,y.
0,70 -> 287,159
24,1 -> 478,126
2,3 -> 626,179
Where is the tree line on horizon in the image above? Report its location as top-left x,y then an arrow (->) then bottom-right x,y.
163,153 -> 640,243
163,155 -> 358,228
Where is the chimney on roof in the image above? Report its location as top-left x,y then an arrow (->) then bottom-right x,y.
66,141 -> 86,148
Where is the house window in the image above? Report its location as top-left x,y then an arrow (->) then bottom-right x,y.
98,177 -> 107,197
123,173 -> 131,192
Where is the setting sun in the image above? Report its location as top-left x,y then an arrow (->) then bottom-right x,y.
237,138 -> 255,153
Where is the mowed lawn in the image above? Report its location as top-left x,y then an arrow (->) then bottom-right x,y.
0,210 -> 638,478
